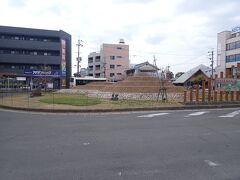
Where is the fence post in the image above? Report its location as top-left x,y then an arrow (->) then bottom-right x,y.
214,91 -> 217,102
237,91 -> 240,101
208,79 -> 211,102
220,91 -> 223,101
184,91 -> 187,103
190,89 -> 193,102
202,79 -> 205,102
225,91 -> 229,101
230,91 -> 234,101
196,84 -> 199,102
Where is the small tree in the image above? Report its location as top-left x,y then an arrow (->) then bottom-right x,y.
175,72 -> 184,79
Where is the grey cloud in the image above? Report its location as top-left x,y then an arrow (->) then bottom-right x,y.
113,0 -> 155,4
146,35 -> 166,45
176,0 -> 240,14
176,0 -> 240,38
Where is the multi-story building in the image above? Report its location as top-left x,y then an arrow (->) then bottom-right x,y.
0,25 -> 71,89
88,52 -> 101,78
216,26 -> 240,79
88,39 -> 129,81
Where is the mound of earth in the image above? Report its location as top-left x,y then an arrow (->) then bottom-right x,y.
75,74 -> 184,93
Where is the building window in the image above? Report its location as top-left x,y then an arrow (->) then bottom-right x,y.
226,41 -> 240,51
117,73 -> 122,75
88,57 -> 93,63
95,73 -> 100,77
110,65 -> 115,69
117,56 -> 122,58
110,56 -> 115,60
95,65 -> 100,70
117,47 -> 122,50
95,56 -> 101,62
226,55 -> 236,63
117,65 -> 122,67
236,54 -> 240,61
95,56 -> 101,60
110,73 -> 115,77
236,41 -> 240,49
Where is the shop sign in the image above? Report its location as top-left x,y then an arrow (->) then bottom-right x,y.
24,70 -> 61,77
215,78 -> 237,84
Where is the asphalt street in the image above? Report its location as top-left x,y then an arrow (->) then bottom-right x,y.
0,108 -> 240,180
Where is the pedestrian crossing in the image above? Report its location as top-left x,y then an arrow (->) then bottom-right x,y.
184,111 -> 209,117
137,109 -> 240,118
219,110 -> 240,118
138,113 -> 169,118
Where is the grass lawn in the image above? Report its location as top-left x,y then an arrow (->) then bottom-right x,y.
39,93 -> 101,106
1,92 -> 181,109
110,99 -> 177,108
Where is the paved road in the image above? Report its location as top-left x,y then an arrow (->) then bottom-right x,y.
0,108 -> 240,180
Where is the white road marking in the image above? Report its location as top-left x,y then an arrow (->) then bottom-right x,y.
204,160 -> 220,167
118,172 -> 122,176
138,113 -> 169,118
185,111 -> 208,117
83,142 -> 90,146
219,110 -> 240,118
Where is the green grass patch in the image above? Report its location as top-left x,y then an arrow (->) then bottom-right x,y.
110,99 -> 169,108
39,93 -> 101,106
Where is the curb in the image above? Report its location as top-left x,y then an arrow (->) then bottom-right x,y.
0,103 -> 239,113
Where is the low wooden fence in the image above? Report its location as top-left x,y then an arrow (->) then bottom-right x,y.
184,80 -> 240,103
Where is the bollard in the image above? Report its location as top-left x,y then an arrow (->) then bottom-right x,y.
184,91 -> 187,103
219,91 -> 223,101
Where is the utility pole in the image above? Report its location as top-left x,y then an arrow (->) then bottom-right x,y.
153,55 -> 157,67
208,49 -> 214,93
76,39 -> 83,75
208,49 -> 214,79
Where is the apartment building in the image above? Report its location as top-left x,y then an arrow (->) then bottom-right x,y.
216,26 -> 240,79
0,25 -> 71,88
88,39 -> 129,81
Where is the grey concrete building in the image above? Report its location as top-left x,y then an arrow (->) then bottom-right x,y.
0,25 -> 71,89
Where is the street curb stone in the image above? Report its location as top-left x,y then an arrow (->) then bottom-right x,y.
0,103 -> 239,113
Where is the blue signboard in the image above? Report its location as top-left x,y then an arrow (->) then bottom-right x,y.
24,70 -> 62,77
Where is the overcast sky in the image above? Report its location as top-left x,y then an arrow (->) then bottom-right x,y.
1,0 -> 240,74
